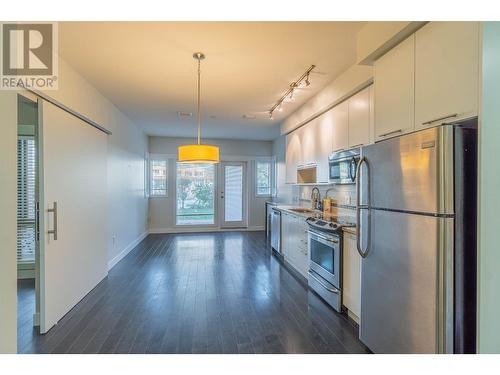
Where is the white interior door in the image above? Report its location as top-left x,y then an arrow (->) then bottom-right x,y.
39,100 -> 108,333
219,162 -> 247,228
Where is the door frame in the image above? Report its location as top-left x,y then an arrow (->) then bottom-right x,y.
17,91 -> 43,332
218,161 -> 248,229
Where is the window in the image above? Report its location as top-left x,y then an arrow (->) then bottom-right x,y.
256,160 -> 272,197
17,136 -> 36,263
150,159 -> 167,196
176,163 -> 215,225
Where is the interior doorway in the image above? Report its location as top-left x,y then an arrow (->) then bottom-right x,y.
16,93 -> 40,353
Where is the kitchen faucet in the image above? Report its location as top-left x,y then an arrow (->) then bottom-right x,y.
311,187 -> 321,211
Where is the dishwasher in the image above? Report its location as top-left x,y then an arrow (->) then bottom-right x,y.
271,208 -> 281,255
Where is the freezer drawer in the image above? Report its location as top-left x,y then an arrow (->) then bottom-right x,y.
359,209 -> 453,353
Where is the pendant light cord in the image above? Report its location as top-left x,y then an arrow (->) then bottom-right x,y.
197,58 -> 201,145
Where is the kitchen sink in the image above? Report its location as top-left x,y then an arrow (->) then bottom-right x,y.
288,207 -> 315,213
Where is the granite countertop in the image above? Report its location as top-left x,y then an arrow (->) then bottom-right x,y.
271,205 -> 322,219
273,205 -> 358,236
342,226 -> 357,235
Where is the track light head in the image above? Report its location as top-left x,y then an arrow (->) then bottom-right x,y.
304,74 -> 311,87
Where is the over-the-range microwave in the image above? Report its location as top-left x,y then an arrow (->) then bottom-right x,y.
328,148 -> 360,184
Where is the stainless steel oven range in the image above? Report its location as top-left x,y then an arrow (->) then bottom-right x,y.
306,217 -> 355,312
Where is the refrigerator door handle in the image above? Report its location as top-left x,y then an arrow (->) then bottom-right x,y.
356,157 -> 371,258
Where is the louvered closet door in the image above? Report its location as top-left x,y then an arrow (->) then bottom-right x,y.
219,162 -> 247,228
39,99 -> 108,334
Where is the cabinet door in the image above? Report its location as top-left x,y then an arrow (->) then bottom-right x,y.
285,130 -> 302,184
315,111 -> 334,183
343,232 -> 361,320
374,34 -> 415,141
300,120 -> 316,166
415,22 -> 479,129
348,86 -> 371,148
281,212 -> 291,257
298,219 -> 309,276
331,101 -> 349,153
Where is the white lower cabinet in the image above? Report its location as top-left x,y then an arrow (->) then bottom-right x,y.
281,212 -> 309,278
342,231 -> 361,322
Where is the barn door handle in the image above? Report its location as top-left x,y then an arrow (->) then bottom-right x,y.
47,202 -> 58,240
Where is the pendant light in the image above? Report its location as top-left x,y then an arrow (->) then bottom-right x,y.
178,52 -> 220,163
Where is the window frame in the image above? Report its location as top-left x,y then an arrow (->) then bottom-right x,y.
255,158 -> 273,198
149,156 -> 169,198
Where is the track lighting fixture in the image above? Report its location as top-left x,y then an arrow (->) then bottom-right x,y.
268,65 -> 315,120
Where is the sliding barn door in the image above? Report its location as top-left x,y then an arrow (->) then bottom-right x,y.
39,100 -> 108,333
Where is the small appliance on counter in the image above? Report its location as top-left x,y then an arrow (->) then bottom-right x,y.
306,215 -> 356,312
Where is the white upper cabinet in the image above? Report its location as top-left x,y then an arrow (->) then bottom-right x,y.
374,34 -> 415,140
348,86 -> 371,148
315,112 -> 334,183
285,130 -> 302,184
415,22 -> 479,129
300,120 -> 316,167
331,101 -> 349,153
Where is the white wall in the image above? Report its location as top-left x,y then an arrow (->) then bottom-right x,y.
0,92 -> 18,353
41,59 -> 149,269
148,136 -> 272,232
477,21 -> 500,354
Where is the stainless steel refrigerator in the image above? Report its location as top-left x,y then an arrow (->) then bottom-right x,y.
356,120 -> 477,354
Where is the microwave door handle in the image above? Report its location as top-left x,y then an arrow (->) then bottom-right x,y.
356,157 -> 371,258
349,157 -> 357,182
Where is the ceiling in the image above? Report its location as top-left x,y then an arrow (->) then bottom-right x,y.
59,22 -> 365,141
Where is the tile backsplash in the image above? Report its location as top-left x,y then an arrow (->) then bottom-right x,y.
298,184 -> 357,208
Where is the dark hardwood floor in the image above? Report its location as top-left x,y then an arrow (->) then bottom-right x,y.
17,231 -> 370,354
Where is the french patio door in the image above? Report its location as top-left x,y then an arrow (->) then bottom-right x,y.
39,99 -> 108,333
219,162 -> 247,228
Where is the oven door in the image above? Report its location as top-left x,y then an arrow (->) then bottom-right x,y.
308,230 -> 340,287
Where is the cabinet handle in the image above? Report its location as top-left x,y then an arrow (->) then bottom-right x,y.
378,129 -> 402,138
308,271 -> 340,294
350,143 -> 364,148
421,113 -> 458,126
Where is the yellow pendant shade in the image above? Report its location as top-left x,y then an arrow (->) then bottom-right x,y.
178,144 -> 220,163
178,52 -> 219,164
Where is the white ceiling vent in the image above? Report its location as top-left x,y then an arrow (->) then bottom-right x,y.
177,111 -> 193,118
